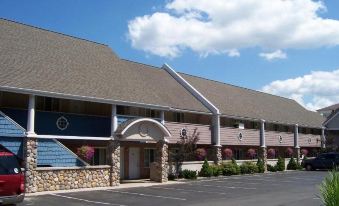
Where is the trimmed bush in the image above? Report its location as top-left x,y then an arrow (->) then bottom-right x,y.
168,173 -> 176,180
267,164 -> 277,172
222,162 -> 240,176
232,158 -> 241,174
257,158 -> 265,173
240,161 -> 259,174
182,169 -> 197,179
320,169 -> 339,206
276,157 -> 285,171
199,159 -> 213,177
287,157 -> 298,170
210,165 -> 222,177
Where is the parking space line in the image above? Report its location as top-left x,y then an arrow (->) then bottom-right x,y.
152,186 -> 228,195
106,190 -> 187,201
50,194 -> 127,206
190,183 -> 256,190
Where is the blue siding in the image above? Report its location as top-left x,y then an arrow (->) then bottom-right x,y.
37,139 -> 86,167
1,108 -> 111,137
0,137 -> 24,158
0,112 -> 25,137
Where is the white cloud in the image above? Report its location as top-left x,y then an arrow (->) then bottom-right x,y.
262,69 -> 339,111
127,0 -> 339,58
259,50 -> 287,60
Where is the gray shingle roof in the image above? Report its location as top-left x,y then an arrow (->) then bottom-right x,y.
180,73 -> 324,128
317,103 -> 339,112
0,19 -> 208,113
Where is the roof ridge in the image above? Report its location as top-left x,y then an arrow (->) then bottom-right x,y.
178,71 -> 298,103
0,18 -> 108,47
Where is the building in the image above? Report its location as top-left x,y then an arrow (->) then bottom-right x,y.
0,18 -> 325,193
318,104 -> 339,150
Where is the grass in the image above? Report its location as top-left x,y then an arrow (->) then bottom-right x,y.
320,169 -> 339,206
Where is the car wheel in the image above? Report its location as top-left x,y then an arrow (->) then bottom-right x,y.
306,164 -> 313,171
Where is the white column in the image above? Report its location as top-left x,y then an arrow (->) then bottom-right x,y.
294,124 -> 299,148
111,105 -> 118,137
213,114 -> 221,146
160,111 -> 165,125
321,127 -> 326,149
26,94 -> 36,136
260,119 -> 266,147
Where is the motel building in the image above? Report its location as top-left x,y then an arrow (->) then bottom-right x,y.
0,19 -> 325,193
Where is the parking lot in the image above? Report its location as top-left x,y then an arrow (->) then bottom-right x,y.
20,171 -> 327,206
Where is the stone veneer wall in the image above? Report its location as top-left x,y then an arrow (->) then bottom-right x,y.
150,141 -> 168,183
34,166 -> 111,192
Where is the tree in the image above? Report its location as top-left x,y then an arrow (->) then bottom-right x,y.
169,128 -> 200,178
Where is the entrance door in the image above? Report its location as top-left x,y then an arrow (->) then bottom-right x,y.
128,147 -> 140,179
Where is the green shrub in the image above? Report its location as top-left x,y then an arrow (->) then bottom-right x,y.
267,164 -> 277,172
199,159 -> 213,177
257,158 -> 265,173
276,157 -> 285,171
181,169 -> 197,179
210,164 -> 222,177
222,162 -> 239,176
168,173 -> 176,180
287,157 -> 298,170
231,158 -> 241,174
240,161 -> 259,174
320,169 -> 339,206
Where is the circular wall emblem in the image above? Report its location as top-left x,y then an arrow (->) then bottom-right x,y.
139,123 -> 149,137
180,128 -> 188,138
308,137 -> 312,144
238,132 -> 243,141
56,116 -> 69,131
278,135 -> 283,143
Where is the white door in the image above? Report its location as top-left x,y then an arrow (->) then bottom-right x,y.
128,147 -> 140,179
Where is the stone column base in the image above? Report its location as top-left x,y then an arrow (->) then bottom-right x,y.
150,141 -> 168,183
24,137 -> 38,193
258,146 -> 267,172
212,145 -> 222,165
109,140 -> 120,186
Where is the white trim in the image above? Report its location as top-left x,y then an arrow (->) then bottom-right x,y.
323,111 -> 339,127
51,139 -> 89,166
162,64 -> 219,114
35,135 -> 112,141
118,118 -> 171,141
0,86 -> 170,111
0,110 -> 26,132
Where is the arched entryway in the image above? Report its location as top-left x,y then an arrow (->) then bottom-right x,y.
115,118 -> 171,182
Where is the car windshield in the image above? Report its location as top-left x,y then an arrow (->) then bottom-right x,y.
0,155 -> 21,175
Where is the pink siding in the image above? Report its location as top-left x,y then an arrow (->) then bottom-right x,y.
299,133 -> 321,147
266,131 -> 294,146
165,122 -> 212,144
220,127 -> 260,146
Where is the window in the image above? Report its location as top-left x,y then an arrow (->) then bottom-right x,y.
173,112 -> 184,122
234,148 -> 244,160
0,154 -> 21,175
91,148 -> 107,165
144,149 -> 155,167
36,96 -> 60,112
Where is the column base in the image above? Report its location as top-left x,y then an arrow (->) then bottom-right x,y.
109,140 -> 120,186
211,145 -> 222,165
258,146 -> 267,172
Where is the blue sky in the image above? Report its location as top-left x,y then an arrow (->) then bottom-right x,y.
1,0 -> 339,110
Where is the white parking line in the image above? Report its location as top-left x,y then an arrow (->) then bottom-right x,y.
50,194 -> 126,206
107,190 -> 187,201
190,184 -> 256,190
152,187 -> 228,195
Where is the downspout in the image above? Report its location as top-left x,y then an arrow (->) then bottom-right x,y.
162,63 -> 221,146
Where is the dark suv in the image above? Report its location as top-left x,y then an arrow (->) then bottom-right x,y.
303,152 -> 339,171
0,150 -> 25,205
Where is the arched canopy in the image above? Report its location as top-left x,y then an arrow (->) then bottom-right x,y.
115,118 -> 171,143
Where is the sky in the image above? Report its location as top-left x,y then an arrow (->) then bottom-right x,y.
1,0 -> 339,111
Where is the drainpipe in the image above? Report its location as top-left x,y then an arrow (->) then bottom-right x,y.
162,64 -> 221,163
